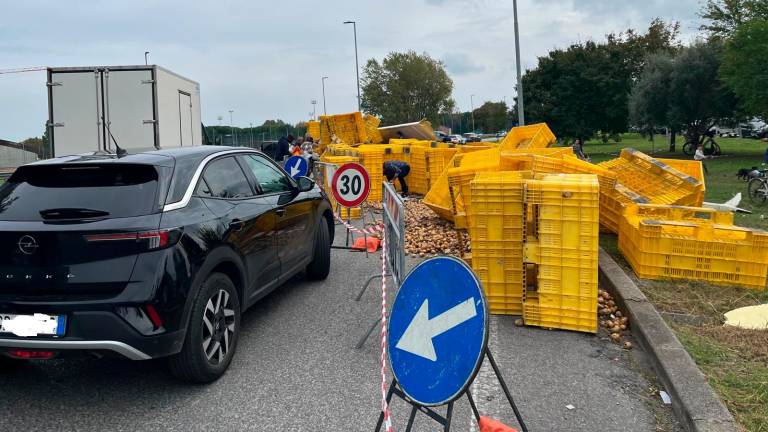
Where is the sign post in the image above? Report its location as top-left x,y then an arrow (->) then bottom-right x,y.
374,257 -> 528,432
354,181 -> 406,349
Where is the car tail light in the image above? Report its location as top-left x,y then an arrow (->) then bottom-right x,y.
144,304 -> 164,328
85,229 -> 179,250
7,349 -> 56,359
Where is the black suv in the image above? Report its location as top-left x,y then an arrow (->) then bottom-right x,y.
0,147 -> 333,382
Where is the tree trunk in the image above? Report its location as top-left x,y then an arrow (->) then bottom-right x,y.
669,130 -> 676,152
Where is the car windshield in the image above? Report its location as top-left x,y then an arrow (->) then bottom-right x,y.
0,164 -> 161,221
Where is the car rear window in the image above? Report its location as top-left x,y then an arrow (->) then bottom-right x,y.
0,164 -> 161,221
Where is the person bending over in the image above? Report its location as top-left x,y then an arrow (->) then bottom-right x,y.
384,160 -> 410,197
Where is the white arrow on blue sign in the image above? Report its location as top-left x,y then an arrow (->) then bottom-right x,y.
284,155 -> 308,179
388,256 -> 488,406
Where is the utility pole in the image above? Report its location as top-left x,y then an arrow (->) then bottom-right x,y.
343,21 -> 361,112
470,94 -> 476,133
322,76 -> 328,116
513,0 -> 525,126
228,110 -> 234,146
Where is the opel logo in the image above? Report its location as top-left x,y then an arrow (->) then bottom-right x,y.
18,235 -> 38,255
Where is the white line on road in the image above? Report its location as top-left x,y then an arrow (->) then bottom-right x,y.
469,315 -> 502,431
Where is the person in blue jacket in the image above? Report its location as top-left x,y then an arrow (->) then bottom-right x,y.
384,160 -> 410,197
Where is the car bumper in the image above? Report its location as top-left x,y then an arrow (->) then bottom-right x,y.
0,310 -> 186,360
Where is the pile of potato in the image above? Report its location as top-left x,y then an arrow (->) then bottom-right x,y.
598,289 -> 633,350
404,200 -> 469,257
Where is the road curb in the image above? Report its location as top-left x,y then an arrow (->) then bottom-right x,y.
597,248 -> 738,432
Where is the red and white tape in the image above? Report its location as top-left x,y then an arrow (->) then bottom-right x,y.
333,212 -> 393,431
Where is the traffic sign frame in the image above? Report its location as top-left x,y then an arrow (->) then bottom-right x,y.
387,256 -> 489,407
331,162 -> 370,208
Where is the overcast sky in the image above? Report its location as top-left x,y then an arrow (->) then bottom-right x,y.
1,0 -> 703,141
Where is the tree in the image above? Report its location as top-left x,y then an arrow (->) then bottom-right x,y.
520,19 -> 680,141
700,0 -> 768,39
472,102 -> 510,133
720,19 -> 768,118
629,43 -> 737,150
361,51 -> 455,125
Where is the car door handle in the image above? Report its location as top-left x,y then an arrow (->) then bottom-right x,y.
275,207 -> 286,217
229,219 -> 244,231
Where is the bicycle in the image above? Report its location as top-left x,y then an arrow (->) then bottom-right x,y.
748,170 -> 768,205
683,133 -> 722,156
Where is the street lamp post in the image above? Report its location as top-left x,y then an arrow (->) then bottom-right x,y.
513,0 -> 525,126
470,94 -> 476,133
144,51 -> 149,65
249,122 -> 254,148
228,110 -> 234,146
321,76 -> 328,116
343,21 -> 361,112
311,100 -> 317,120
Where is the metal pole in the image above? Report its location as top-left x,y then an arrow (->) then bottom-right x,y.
470,94 -> 476,133
322,76 -> 328,116
229,110 -> 234,145
513,0 -> 525,126
250,122 -> 254,148
144,51 -> 149,65
344,21 -> 361,112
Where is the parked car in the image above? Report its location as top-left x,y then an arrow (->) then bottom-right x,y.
448,134 -> 466,144
434,131 -> 449,142
0,146 -> 333,382
463,133 -> 481,143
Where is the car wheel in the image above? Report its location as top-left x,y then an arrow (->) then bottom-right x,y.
306,219 -> 331,280
168,273 -> 241,383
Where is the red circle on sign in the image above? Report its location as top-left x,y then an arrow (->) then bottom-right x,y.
331,163 -> 371,208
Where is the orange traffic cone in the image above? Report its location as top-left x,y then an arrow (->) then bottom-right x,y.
479,416 -> 518,432
352,236 -> 381,253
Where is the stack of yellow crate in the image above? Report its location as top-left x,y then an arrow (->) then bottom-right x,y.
319,112 -> 367,145
469,172 -> 528,314
522,174 -> 600,333
620,204 -> 768,289
306,121 -> 321,141
354,146 -> 385,203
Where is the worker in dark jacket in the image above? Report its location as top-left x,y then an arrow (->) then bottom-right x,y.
384,160 -> 411,197
273,134 -> 294,162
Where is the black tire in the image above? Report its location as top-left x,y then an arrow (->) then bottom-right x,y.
168,273 -> 241,383
710,142 -> 722,156
748,178 -> 768,206
682,142 -> 696,155
306,218 -> 331,280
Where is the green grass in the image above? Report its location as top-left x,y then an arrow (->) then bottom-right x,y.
583,133 -> 768,230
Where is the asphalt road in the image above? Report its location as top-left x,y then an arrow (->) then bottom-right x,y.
0,224 -> 681,431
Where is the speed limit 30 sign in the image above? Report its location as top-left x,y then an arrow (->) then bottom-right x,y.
331,163 -> 370,208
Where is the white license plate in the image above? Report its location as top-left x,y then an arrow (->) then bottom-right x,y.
0,313 -> 66,337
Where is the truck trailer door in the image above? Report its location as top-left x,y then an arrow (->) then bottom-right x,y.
103,69 -> 156,151
49,70 -> 103,156
178,91 -> 193,147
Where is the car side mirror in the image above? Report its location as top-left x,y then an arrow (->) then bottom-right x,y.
296,176 -> 314,193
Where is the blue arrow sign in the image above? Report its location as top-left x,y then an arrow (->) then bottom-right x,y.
388,256 -> 488,406
284,155 -> 308,179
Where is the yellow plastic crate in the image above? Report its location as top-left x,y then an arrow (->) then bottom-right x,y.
427,147 -> 459,186
501,147 -> 574,157
523,296 -> 597,333
499,123 -> 557,151
656,158 -> 706,206
422,154 -> 464,221
598,149 -> 703,206
619,207 -> 768,290
363,114 -> 384,144
599,183 -> 648,234
469,172 -> 527,242
409,146 -> 431,195
338,206 -> 362,219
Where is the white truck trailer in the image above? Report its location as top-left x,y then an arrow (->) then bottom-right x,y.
46,65 -> 202,156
